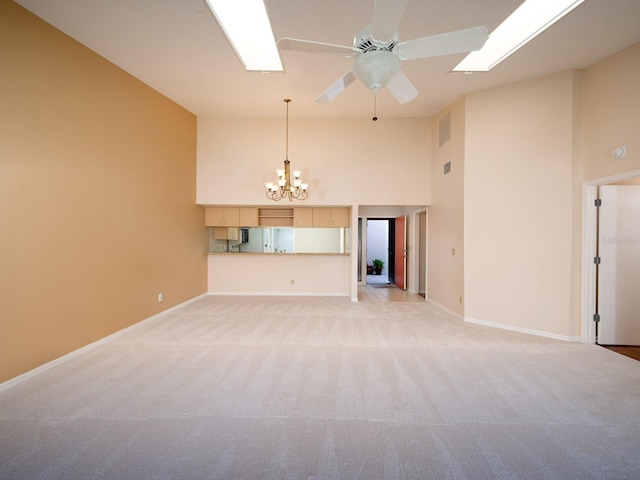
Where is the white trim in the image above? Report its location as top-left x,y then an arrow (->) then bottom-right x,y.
0,293 -> 209,393
465,316 -> 581,342
581,184 -> 598,344
584,169 -> 640,187
408,208 -> 427,295
581,168 -> 640,344
350,205 -> 360,307
427,298 -> 464,320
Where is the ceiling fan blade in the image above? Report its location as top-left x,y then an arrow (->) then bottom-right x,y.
315,71 -> 357,104
397,26 -> 489,60
371,0 -> 410,42
278,38 -> 354,55
386,70 -> 418,104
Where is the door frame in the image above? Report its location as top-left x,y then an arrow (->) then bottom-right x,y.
582,168 -> 640,344
362,217 -> 395,285
356,207 -> 428,298
395,215 -> 407,289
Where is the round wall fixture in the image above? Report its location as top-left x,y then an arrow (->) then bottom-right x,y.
612,146 -> 626,159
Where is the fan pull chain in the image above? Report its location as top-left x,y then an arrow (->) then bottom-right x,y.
372,94 -> 378,122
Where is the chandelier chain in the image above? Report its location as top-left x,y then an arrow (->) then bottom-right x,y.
285,98 -> 290,161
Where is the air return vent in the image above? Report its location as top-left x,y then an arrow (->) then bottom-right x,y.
439,112 -> 451,146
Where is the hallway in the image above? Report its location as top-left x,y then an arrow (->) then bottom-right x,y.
357,284 -> 424,303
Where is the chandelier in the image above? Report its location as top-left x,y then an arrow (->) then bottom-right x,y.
265,99 -> 308,201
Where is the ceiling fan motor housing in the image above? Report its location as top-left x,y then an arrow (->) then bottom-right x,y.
352,50 -> 401,91
351,25 -> 401,91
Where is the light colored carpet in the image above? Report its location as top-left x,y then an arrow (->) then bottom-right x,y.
1,295 -> 639,479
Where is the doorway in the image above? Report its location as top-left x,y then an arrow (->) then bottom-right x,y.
366,218 -> 395,285
357,208 -> 427,302
582,169 -> 640,344
596,182 -> 640,346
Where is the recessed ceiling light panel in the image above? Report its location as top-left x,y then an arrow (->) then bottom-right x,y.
452,0 -> 587,72
204,0 -> 283,72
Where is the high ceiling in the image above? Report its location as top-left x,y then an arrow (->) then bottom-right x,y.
14,0 -> 640,119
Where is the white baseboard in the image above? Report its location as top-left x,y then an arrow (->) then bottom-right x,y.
0,293 -> 209,393
465,316 -> 581,342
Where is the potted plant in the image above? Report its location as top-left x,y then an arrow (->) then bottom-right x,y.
367,264 -> 374,275
372,258 -> 384,275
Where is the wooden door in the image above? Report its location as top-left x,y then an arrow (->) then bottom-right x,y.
394,215 -> 407,290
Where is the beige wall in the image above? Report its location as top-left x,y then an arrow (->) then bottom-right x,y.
451,43 -> 639,340
464,72 -> 577,338
198,115 -> 431,298
5,0 -> 635,380
581,43 -> 640,181
197,117 -> 431,206
427,99 -> 466,315
0,2 -> 207,382
208,254 -> 351,295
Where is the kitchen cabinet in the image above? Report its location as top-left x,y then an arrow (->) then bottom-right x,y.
293,208 -> 313,227
239,207 -> 258,226
205,207 -> 240,226
258,208 -> 294,226
205,206 -> 350,228
213,227 -> 239,240
312,207 -> 350,227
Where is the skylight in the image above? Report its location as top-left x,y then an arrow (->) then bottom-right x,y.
452,0 -> 586,72
204,0 -> 283,72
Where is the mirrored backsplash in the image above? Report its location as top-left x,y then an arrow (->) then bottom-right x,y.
208,227 -> 351,254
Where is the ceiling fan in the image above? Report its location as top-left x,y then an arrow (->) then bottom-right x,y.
277,0 -> 489,104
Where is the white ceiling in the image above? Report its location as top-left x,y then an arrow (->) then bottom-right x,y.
14,0 -> 640,119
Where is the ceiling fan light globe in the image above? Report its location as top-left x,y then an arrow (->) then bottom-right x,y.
352,51 -> 401,91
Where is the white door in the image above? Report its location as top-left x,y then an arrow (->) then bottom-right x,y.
597,185 -> 640,345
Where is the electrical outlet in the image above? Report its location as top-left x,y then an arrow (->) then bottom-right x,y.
290,278 -> 295,285
459,296 -> 463,304
158,293 -> 164,302
452,248 -> 456,255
